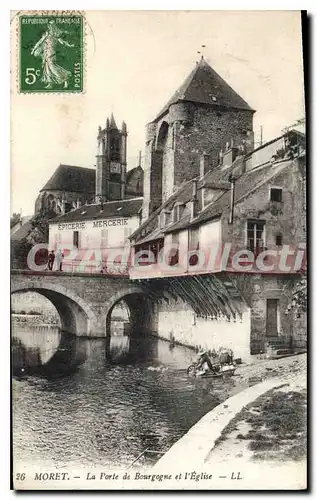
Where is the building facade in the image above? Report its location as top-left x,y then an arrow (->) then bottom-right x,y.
128,58 -> 306,357
48,198 -> 142,274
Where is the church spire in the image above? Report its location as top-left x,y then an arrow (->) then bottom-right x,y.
109,113 -> 118,130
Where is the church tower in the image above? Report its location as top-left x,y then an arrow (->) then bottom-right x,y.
142,57 -> 255,220
95,114 -> 127,202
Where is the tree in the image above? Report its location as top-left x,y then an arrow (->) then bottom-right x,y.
10,212 -> 21,229
287,275 -> 307,315
26,208 -> 56,245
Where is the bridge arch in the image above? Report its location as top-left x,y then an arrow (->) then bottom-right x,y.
11,282 -> 99,336
104,286 -> 153,338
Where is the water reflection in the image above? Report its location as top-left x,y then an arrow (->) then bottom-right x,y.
12,324 -> 245,470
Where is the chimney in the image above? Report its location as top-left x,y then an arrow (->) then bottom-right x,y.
191,179 -> 199,220
200,153 -> 210,177
228,174 -> 235,224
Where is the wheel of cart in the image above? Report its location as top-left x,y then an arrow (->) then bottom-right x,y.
187,363 -> 197,376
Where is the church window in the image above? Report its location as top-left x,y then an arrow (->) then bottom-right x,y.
110,137 -> 120,160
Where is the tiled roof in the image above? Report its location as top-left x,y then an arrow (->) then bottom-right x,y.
126,166 -> 143,183
154,58 -> 255,121
195,160 -> 291,225
49,198 -> 143,223
134,228 -> 164,246
132,156 -> 293,242
130,180 -> 194,240
41,164 -> 96,193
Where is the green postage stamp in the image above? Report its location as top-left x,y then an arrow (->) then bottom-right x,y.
19,13 -> 84,93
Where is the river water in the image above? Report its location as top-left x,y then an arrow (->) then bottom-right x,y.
12,324 -> 244,471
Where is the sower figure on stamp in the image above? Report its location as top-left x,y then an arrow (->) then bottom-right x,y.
31,20 -> 74,89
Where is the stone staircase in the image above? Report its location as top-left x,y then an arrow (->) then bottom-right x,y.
266,336 -> 294,357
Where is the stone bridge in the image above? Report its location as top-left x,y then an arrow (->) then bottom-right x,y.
11,270 -> 152,337
11,270 -> 251,342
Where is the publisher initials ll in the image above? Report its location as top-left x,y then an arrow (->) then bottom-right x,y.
231,472 -> 242,480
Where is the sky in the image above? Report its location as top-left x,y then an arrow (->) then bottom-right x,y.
11,10 -> 305,216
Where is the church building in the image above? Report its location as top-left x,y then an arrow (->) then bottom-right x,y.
46,114 -> 144,273
35,114 -> 144,215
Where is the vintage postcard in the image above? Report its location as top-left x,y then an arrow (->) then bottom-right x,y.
11,10 -> 307,491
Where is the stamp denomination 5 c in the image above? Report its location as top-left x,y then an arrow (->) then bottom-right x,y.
19,13 -> 83,93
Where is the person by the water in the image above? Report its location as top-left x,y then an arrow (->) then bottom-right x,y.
196,349 -> 216,374
47,250 -> 55,271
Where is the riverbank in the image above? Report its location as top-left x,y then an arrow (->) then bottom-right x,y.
153,353 -> 306,489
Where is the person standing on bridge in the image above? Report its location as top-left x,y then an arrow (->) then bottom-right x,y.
53,249 -> 64,272
47,250 -> 55,271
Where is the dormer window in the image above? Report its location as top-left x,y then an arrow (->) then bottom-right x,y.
164,211 -> 171,226
172,203 -> 185,223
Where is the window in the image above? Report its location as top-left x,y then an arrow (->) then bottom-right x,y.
276,234 -> 283,246
189,227 -> 199,251
101,228 -> 108,249
270,188 -> 282,202
188,227 -> 200,266
164,211 -> 171,226
73,231 -> 79,248
247,220 -> 265,253
169,233 -> 179,266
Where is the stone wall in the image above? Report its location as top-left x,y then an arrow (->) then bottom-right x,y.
152,297 -> 251,361
143,102 -> 253,219
222,157 -> 306,250
234,274 -> 306,354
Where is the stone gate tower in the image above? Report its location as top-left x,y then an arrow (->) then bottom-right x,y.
142,57 -> 256,220
95,113 -> 127,202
